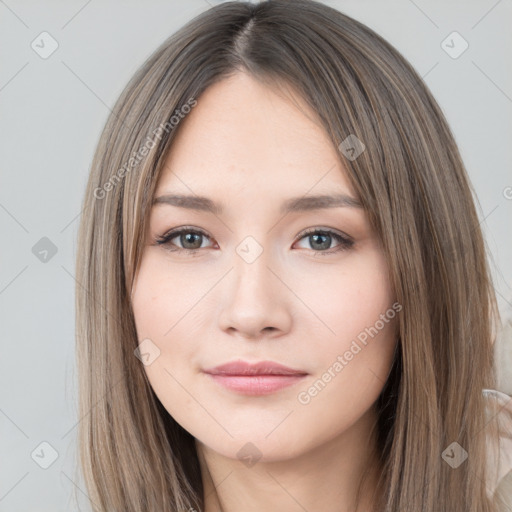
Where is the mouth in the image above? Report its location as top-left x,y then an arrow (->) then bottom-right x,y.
202,360 -> 308,396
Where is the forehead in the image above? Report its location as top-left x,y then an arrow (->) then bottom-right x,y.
156,71 -> 355,200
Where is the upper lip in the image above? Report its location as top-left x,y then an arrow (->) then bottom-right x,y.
203,360 -> 307,376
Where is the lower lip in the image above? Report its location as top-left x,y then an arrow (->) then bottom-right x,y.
205,373 -> 307,395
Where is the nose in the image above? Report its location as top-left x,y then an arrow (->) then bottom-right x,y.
217,247 -> 293,340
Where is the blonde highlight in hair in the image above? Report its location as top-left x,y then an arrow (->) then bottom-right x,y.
75,1 -> 502,510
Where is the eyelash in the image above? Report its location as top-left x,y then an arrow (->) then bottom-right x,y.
154,226 -> 354,257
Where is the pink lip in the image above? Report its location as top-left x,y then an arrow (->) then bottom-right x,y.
203,360 -> 308,396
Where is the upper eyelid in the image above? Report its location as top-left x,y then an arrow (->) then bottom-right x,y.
298,226 -> 353,241
158,226 -> 352,247
160,226 -> 213,247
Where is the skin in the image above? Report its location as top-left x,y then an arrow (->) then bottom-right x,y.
131,71 -> 398,512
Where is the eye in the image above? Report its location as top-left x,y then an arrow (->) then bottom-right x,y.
154,226 -> 215,255
154,226 -> 354,256
294,228 -> 354,255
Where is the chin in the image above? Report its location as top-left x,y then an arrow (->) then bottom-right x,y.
197,427 -> 312,464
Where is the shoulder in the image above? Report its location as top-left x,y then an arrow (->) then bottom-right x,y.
483,389 -> 512,507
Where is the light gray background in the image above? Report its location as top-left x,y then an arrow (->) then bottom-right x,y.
1,0 -> 511,510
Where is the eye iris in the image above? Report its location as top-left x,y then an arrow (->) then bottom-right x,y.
310,233 -> 331,250
181,232 -> 202,249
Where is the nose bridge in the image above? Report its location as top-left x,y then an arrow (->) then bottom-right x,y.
231,235 -> 273,303
217,235 -> 290,338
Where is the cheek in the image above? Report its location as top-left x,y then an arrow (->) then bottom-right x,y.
293,246 -> 396,351
290,248 -> 398,406
131,253 -> 208,341
130,252 -> 211,399
289,253 -> 398,449
131,259 -> 205,434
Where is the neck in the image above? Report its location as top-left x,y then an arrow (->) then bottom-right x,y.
195,405 -> 383,512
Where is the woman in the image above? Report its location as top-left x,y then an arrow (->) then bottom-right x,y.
75,1 -> 512,510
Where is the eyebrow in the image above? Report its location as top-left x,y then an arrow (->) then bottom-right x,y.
152,192 -> 363,215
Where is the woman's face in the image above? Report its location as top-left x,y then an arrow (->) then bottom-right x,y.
131,71 -> 398,463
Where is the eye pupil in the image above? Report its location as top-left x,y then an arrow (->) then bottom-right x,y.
310,233 -> 331,250
182,232 -> 202,249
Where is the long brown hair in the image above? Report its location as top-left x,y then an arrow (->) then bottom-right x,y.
74,1 -> 502,510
